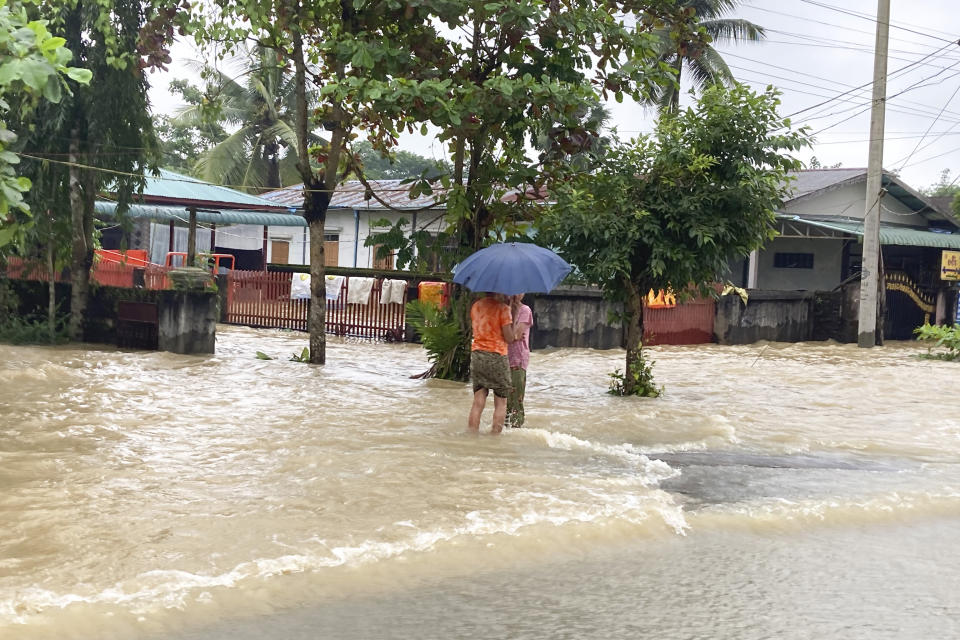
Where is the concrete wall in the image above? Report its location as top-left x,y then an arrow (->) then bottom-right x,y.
714,290 -> 815,344
158,290 -> 217,354
757,236 -> 845,291
527,286 -> 623,350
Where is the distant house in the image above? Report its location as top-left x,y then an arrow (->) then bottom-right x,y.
726,168 -> 960,337
95,169 -> 306,269
260,180 -> 448,269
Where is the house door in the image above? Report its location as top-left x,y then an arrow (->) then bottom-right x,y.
324,234 -> 339,266
371,243 -> 395,270
271,240 -> 290,264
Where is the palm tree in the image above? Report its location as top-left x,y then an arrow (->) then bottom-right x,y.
175,46 -> 315,192
652,0 -> 765,113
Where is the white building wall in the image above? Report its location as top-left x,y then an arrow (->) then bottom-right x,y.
757,237 -> 846,290
267,208 -> 447,268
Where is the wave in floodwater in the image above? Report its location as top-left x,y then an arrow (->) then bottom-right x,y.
2,327 -> 960,639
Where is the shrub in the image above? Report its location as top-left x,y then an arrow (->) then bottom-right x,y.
914,323 -> 960,361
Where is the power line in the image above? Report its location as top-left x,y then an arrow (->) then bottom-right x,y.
796,0 -> 960,46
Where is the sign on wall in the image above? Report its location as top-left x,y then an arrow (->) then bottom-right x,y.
941,250 -> 960,281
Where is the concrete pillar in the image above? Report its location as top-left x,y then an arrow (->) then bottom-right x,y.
747,250 -> 759,289
158,290 -> 217,354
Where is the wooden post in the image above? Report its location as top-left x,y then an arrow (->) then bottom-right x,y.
168,220 -> 175,253
187,207 -> 198,267
262,225 -> 268,271
210,223 -> 217,252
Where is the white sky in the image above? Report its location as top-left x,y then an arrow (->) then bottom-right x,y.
148,0 -> 960,193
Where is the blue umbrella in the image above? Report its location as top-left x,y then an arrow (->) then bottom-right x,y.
452,242 -> 572,295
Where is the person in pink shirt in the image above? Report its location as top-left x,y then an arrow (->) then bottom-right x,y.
506,294 -> 533,428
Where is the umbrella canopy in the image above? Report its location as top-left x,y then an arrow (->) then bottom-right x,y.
452,242 -> 572,295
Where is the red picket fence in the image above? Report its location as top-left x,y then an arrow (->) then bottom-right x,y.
224,271 -> 409,340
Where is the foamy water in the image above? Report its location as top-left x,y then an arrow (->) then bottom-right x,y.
2,327 -> 960,639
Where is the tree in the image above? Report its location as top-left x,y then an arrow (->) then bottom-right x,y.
176,45 -> 311,192
921,168 -> 960,198
650,0 -> 765,113
17,0 -> 177,340
0,0 -> 91,249
537,84 -> 809,395
191,1 -> 453,364
358,0 -> 701,380
155,79 -> 227,174
352,140 -> 449,180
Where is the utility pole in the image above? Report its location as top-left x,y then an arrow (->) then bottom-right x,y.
858,0 -> 890,348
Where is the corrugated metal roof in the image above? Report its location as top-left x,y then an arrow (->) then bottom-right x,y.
784,216 -> 960,249
95,201 -> 307,227
262,180 -> 445,210
130,169 -> 291,210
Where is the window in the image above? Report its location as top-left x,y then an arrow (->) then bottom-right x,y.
774,252 -> 814,269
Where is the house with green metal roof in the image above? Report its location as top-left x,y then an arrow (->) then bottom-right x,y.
96,169 -> 307,269
725,168 -> 960,338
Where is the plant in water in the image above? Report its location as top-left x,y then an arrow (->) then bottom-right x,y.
914,323 -> 960,361
608,342 -> 663,397
289,347 -> 310,363
405,298 -> 470,381
255,351 -> 275,360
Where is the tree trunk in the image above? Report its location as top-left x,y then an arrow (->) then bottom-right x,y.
46,210 -> 56,343
68,132 -> 90,342
623,280 -> 645,396
306,182 -> 327,365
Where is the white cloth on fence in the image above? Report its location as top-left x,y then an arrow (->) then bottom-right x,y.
346,277 -> 375,305
290,273 -> 311,300
325,275 -> 345,300
379,279 -> 408,305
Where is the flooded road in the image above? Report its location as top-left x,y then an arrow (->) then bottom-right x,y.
2,326 -> 960,639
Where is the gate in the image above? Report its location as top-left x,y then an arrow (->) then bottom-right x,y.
643,298 -> 716,346
224,271 -> 408,339
884,271 -> 934,340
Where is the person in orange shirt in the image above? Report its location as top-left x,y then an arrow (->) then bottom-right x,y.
468,292 -> 518,434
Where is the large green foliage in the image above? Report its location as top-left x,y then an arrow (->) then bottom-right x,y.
0,0 -> 90,247
364,0 -> 703,266
650,0 -> 764,112
155,79 -> 228,175
14,0 -> 178,339
176,46 -> 315,192
538,84 -> 809,395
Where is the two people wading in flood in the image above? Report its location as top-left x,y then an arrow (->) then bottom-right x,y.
467,293 -> 532,434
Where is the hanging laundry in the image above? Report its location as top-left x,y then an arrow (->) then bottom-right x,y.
347,276 -> 375,304
291,273 -> 311,300
380,279 -> 408,305
325,275 -> 345,301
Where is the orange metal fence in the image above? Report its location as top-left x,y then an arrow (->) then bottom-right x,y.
3,257 -> 172,290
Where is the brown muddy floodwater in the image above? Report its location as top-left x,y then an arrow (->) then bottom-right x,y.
2,326 -> 960,640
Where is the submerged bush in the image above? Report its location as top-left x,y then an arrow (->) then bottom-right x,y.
608,342 -> 663,397
405,297 -> 470,381
914,323 -> 960,361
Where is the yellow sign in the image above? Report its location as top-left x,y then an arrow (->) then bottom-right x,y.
941,250 -> 960,281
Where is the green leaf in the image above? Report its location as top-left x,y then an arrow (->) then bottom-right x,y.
65,67 -> 92,84
255,351 -> 275,360
42,74 -> 62,103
